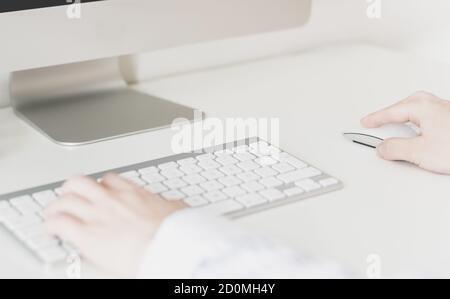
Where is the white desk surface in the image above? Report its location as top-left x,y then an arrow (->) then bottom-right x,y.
1,43 -> 450,278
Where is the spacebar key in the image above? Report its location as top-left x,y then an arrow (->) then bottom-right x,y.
196,200 -> 244,216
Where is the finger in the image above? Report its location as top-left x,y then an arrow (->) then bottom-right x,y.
61,176 -> 110,203
101,173 -> 137,192
361,100 -> 422,128
44,194 -> 97,223
360,90 -> 434,128
377,137 -> 424,164
101,173 -> 166,208
45,214 -> 86,246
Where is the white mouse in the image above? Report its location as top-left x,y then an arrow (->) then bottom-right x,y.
343,124 -> 419,148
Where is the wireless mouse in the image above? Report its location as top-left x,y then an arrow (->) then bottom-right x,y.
343,124 -> 419,148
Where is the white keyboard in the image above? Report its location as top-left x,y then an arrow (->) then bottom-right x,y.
0,138 -> 342,264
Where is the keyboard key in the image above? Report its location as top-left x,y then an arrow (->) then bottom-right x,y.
10,195 -> 34,207
222,186 -> 247,198
198,160 -> 221,170
260,189 -> 286,201
241,181 -> 265,193
3,214 -> 42,230
219,176 -> 243,187
249,148 -> 266,157
161,168 -> 184,179
319,178 -> 340,187
255,156 -> 278,166
26,235 -> 59,251
138,166 -> 159,175
234,145 -> 250,153
161,190 -> 186,201
180,185 -> 204,197
0,201 -> 11,210
14,201 -> 42,215
33,190 -> 57,202
237,172 -> 260,182
35,197 -> 57,208
220,165 -> 242,176
277,167 -> 322,184
204,190 -> 228,203
163,178 -> 188,189
201,169 -> 224,180
196,199 -> 244,216
255,166 -> 278,178
236,194 -> 267,208
180,164 -> 202,175
234,152 -> 256,162
260,177 -> 283,188
295,179 -> 322,192
237,161 -> 260,172
0,207 -> 21,221
142,173 -> 165,184
120,171 -> 140,179
214,149 -> 234,156
158,162 -> 179,169
127,177 -> 147,187
250,144 -> 280,157
184,196 -> 209,207
196,154 -> 216,161
183,174 -> 206,185
216,155 -> 238,166
37,246 -> 68,264
272,162 -> 295,174
13,224 -> 47,241
177,157 -> 197,165
145,183 -> 168,194
233,143 -> 250,153
249,141 -> 269,149
278,153 -> 307,169
265,146 -> 282,155
284,187 -> 305,197
199,180 -> 224,192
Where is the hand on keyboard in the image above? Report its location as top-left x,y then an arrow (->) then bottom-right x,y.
0,139 -> 342,268
44,174 -> 185,277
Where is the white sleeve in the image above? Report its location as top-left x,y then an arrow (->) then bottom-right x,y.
137,209 -> 349,279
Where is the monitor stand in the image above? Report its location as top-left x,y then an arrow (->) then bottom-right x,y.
9,57 -> 201,146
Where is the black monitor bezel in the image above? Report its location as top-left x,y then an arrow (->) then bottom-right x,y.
0,0 -> 103,13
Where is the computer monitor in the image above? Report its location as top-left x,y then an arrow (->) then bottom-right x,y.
0,0 -> 311,145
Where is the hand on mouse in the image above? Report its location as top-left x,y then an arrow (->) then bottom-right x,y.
44,174 -> 186,278
361,91 -> 450,174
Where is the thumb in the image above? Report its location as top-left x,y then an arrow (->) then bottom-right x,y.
377,137 -> 424,164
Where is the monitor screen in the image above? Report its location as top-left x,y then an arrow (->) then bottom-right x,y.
0,0 -> 103,13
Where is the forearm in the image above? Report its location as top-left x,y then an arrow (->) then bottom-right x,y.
138,209 -> 348,279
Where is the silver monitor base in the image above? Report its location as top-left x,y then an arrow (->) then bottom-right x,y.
13,89 -> 199,146
9,58 -> 201,146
